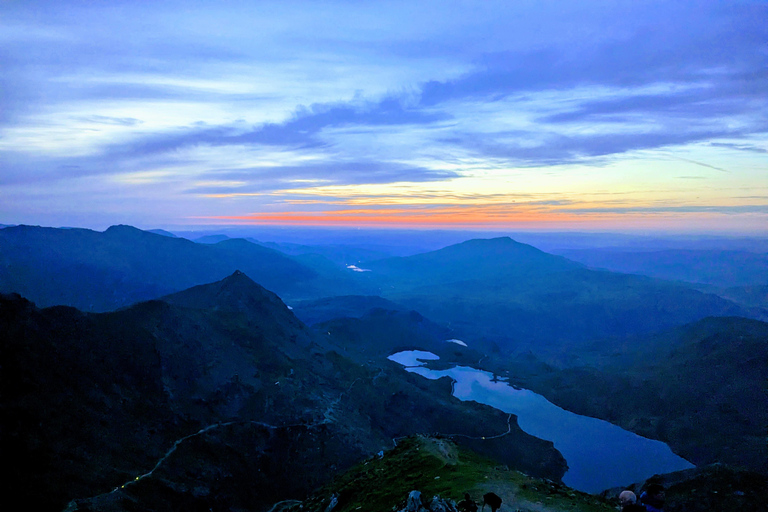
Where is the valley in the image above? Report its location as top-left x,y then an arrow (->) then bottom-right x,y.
1,224 -> 766,511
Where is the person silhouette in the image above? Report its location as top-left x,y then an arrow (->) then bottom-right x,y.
639,484 -> 665,512
457,493 -> 478,512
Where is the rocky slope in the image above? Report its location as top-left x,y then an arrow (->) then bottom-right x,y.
508,316 -> 768,474
1,272 -> 565,511
296,435 -> 613,512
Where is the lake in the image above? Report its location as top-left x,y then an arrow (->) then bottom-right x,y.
389,350 -> 694,493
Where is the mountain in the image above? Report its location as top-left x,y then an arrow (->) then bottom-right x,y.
299,435 -> 613,512
2,272 -> 566,511
515,316 -> 768,474
298,436 -> 768,512
555,248 -> 768,288
0,224 -> 366,311
257,240 -> 398,266
147,228 -> 178,237
1,293 -> 181,511
603,464 -> 768,512
361,237 -> 752,350
194,234 -> 231,244
364,236 -> 580,286
291,295 -> 411,325
318,308 -> 456,359
717,284 -> 768,310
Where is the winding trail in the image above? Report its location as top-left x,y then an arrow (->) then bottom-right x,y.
76,377 -> 363,506
393,412 -> 514,446
69,416 -> 329,509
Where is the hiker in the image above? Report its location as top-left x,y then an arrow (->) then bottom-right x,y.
457,493 -> 478,512
618,490 -> 646,512
482,492 -> 502,512
639,483 -> 665,512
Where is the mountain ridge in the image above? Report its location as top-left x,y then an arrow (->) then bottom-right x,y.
0,224 -> 368,311
2,272 -> 567,511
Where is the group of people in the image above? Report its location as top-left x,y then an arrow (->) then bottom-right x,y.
455,483 -> 665,512
619,483 -> 666,512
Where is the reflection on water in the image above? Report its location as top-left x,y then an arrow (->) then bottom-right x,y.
389,350 -> 694,493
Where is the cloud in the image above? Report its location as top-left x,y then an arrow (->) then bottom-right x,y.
709,142 -> 768,154
72,115 -> 143,126
100,98 -> 449,160
663,155 -> 730,173
561,205 -> 768,215
1,1 -> 766,231
439,129 -> 740,167
185,162 -> 460,195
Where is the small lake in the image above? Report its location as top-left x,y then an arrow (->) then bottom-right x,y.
389,350 -> 694,493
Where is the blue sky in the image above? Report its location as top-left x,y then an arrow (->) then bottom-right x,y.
1,0 -> 766,232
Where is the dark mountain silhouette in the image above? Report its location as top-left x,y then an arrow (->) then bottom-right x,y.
163,269 -> 298,318
1,294 -> 181,511
319,308 -> 454,359
516,316 -> 768,474
0,224 -> 366,312
361,237 -> 751,349
2,272 -> 565,511
291,295 -> 411,325
365,236 -> 580,285
603,463 -> 768,512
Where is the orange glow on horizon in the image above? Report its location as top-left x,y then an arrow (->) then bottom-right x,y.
196,205 -> 761,231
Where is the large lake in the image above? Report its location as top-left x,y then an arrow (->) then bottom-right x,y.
389,350 -> 694,493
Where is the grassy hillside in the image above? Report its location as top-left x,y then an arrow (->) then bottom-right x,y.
299,435 -> 612,512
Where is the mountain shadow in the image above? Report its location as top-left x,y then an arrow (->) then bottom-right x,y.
290,295 -> 411,326
515,316 -> 768,474
2,272 -> 566,511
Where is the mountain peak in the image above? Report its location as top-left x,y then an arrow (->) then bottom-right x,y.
104,224 -> 162,240
161,271 -> 297,319
105,224 -> 142,233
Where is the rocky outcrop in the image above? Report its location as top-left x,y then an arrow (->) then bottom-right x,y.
397,491 -> 458,512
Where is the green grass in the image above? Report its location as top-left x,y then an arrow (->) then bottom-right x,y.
296,435 -> 614,512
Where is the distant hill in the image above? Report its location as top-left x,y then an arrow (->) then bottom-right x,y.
147,228 -> 178,238
557,248 -> 768,287
258,240 -> 397,266
2,272 -> 565,511
363,237 -> 752,349
366,236 -> 580,285
0,224 -> 366,311
194,234 -> 231,244
717,284 -> 768,310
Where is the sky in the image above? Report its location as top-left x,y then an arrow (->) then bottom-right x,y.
1,0 -> 766,233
